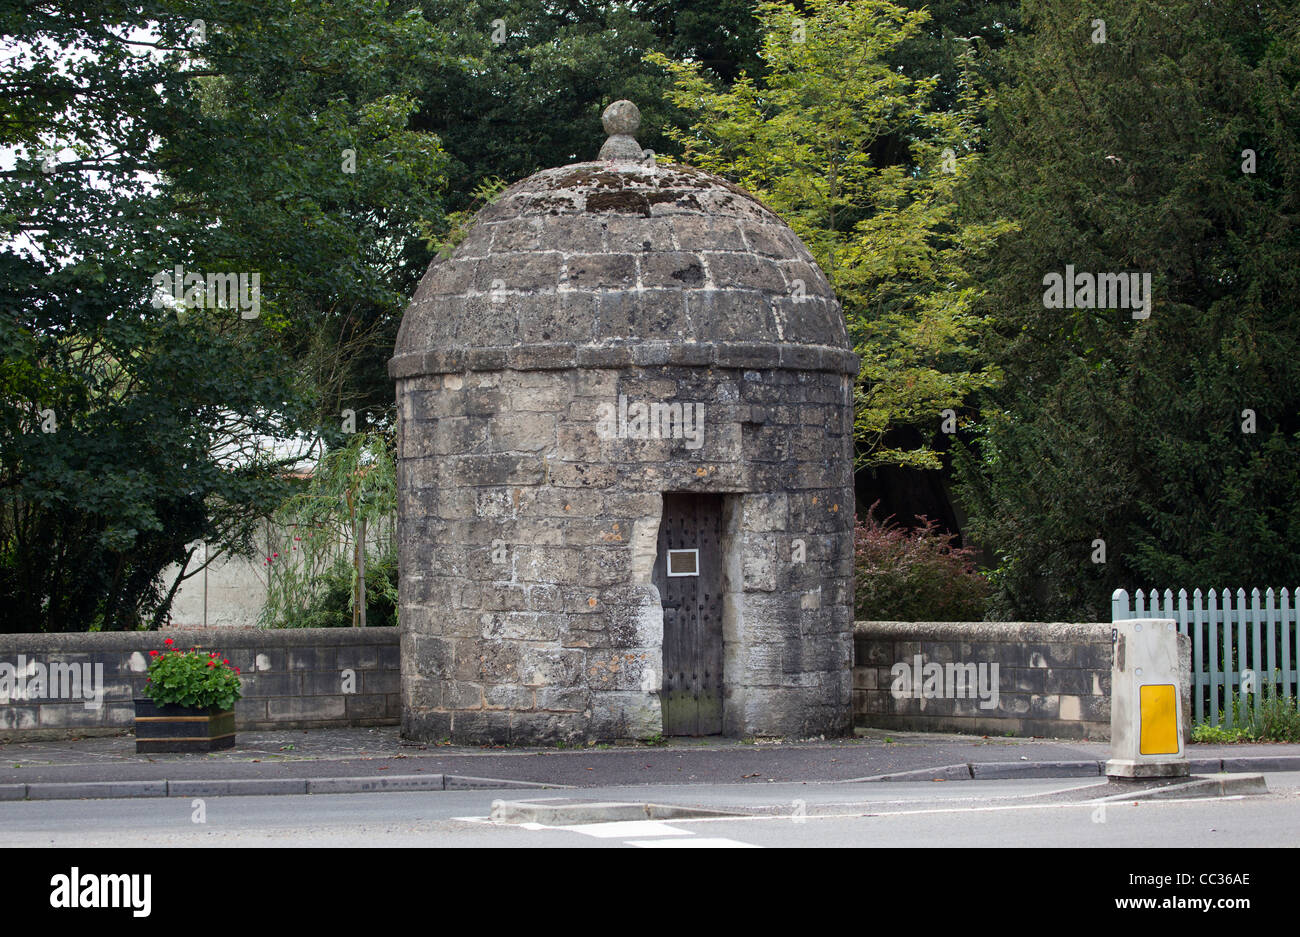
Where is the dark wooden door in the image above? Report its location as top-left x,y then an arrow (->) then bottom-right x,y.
653,493 -> 724,736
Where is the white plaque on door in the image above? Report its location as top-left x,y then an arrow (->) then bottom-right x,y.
666,549 -> 699,577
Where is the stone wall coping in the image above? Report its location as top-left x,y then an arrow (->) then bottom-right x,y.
389,341 -> 861,378
0,627 -> 399,655
854,621 -> 1115,644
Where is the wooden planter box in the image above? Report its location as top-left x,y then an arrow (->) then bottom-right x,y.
133,699 -> 236,753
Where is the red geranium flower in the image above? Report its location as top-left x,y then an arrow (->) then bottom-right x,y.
163,638 -> 174,646
207,660 -> 216,667
149,650 -> 159,656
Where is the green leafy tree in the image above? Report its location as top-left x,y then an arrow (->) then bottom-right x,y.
1,0 -> 446,631
648,0 -> 1013,469
890,0 -> 1023,111
169,0 -> 451,426
410,0 -> 766,217
954,0 -> 1300,619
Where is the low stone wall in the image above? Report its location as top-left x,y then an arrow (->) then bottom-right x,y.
853,621 -> 1191,741
0,628 -> 399,741
3,620 -> 1194,742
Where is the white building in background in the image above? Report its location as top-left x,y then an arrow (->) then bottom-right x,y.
163,511 -> 394,628
163,428 -> 318,628
164,535 -> 273,628
159,427 -> 394,628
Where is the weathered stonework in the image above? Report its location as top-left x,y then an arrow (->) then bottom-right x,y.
853,621 -> 1193,741
391,102 -> 857,744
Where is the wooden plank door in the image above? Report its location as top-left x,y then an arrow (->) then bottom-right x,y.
653,493 -> 724,735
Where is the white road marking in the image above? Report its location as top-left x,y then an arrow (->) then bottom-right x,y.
561,820 -> 694,838
506,815 -> 762,847
626,837 -> 759,848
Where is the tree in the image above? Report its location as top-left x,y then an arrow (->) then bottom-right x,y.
409,0 -> 767,217
890,0 -> 1023,112
649,0 -> 1013,469
953,0 -> 1300,620
0,0 -> 448,631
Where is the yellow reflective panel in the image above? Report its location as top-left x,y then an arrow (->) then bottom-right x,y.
1139,684 -> 1179,755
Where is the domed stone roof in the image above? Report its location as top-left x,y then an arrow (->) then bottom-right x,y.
391,102 -> 855,378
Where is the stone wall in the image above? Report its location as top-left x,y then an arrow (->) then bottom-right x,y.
0,627 -> 399,741
853,621 -> 1192,741
396,354 -> 856,744
1,620 -> 1197,742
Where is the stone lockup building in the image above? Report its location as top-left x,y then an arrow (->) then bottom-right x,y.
390,101 -> 858,744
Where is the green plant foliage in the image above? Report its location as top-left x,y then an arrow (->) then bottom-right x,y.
648,0 -> 1014,470
144,639 -> 242,711
954,0 -> 1300,621
417,176 -> 509,258
1193,686 -> 1300,743
410,0 -> 765,216
270,552 -> 399,629
260,431 -> 397,628
854,502 -> 990,620
1,0 -> 447,632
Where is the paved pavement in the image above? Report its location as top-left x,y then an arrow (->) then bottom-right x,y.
1,726 -> 1298,797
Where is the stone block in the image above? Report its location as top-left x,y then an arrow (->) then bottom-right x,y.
244,672 -> 302,697
409,634 -> 454,678
508,344 -> 578,371
287,646 -> 337,672
268,697 -> 346,722
482,612 -> 560,642
452,710 -> 511,744
534,686 -> 591,712
0,705 -> 40,731
446,682 -> 485,709
518,646 -> 585,687
402,709 -> 452,740
704,254 -> 786,293
563,253 -> 637,291
1046,668 -> 1092,695
335,645 -> 380,671
508,711 -> 586,743
741,533 -> 777,591
344,694 -> 391,720
361,670 -> 399,696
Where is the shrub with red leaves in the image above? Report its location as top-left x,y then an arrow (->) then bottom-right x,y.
854,502 -> 990,621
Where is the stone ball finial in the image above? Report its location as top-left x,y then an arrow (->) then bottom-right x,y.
599,100 -> 644,162
602,100 -> 640,136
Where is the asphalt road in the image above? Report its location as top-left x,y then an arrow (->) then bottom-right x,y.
3,772 -> 1296,848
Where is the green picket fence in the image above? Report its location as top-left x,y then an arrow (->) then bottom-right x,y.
1112,587 -> 1300,728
